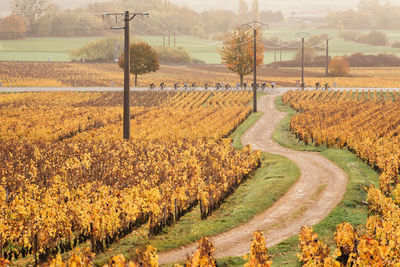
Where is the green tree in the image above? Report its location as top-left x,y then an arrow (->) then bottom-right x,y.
218,29 -> 265,86
118,42 -> 160,87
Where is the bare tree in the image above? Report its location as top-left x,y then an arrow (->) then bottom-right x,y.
12,0 -> 49,29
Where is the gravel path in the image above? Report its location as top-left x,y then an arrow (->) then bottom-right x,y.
158,94 -> 348,264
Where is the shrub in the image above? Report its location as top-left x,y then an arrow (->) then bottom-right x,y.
70,37 -> 122,62
329,56 -> 350,77
356,31 -> 388,46
339,31 -> 361,42
294,46 -> 317,62
347,53 -> 400,67
392,41 -> 400,48
155,46 -> 204,64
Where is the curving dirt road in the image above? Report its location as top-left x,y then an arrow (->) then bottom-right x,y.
158,94 -> 348,264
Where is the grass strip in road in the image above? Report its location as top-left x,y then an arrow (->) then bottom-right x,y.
94,152 -> 300,266
216,95 -> 379,266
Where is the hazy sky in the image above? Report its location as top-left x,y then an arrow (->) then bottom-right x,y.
1,0 -> 397,17
169,0 -> 361,13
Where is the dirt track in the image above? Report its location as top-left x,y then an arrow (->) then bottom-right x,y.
158,94 -> 348,264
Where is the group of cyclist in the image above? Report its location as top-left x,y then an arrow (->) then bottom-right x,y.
148,81 -> 277,91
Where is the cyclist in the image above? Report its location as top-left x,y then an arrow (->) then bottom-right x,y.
160,82 -> 165,90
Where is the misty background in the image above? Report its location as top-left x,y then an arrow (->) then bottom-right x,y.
0,0 -> 372,17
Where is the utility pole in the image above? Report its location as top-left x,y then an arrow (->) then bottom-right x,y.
104,11 -> 149,140
296,32 -> 309,90
242,21 -> 268,113
325,38 -> 329,76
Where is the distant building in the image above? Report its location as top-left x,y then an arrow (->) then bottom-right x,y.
288,12 -> 327,25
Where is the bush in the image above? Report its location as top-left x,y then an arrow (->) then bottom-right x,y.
294,46 -> 317,62
356,31 -> 388,46
392,41 -> 400,48
70,37 -> 122,62
329,56 -> 350,77
339,31 -> 361,42
155,46 -> 204,64
347,53 -> 400,67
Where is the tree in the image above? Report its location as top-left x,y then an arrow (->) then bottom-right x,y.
251,0 -> 260,21
329,56 -> 350,76
118,42 -> 160,87
218,29 -> 265,86
0,14 -> 27,40
238,0 -> 248,25
12,0 -> 49,30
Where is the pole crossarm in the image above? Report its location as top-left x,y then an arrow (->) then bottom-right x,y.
103,12 -> 149,29
295,32 -> 310,39
242,21 -> 269,30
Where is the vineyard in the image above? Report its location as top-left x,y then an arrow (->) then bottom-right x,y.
283,89 -> 400,265
0,91 -> 261,265
2,62 -> 400,88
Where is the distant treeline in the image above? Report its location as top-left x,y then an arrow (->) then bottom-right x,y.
0,0 -> 283,40
327,0 -> 400,29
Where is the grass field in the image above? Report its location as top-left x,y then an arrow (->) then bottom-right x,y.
1,27 -> 399,63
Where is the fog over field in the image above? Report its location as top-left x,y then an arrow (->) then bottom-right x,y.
3,0 -> 394,14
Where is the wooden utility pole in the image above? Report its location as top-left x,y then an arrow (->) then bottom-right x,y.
104,11 -> 149,140
242,21 -> 268,113
296,32 -> 309,90
123,11 -> 131,139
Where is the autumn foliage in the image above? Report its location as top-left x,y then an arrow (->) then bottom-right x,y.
244,231 -> 272,267
218,28 -> 264,86
0,91 -> 260,264
283,89 -> 400,266
0,14 -> 27,40
328,56 -> 350,77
